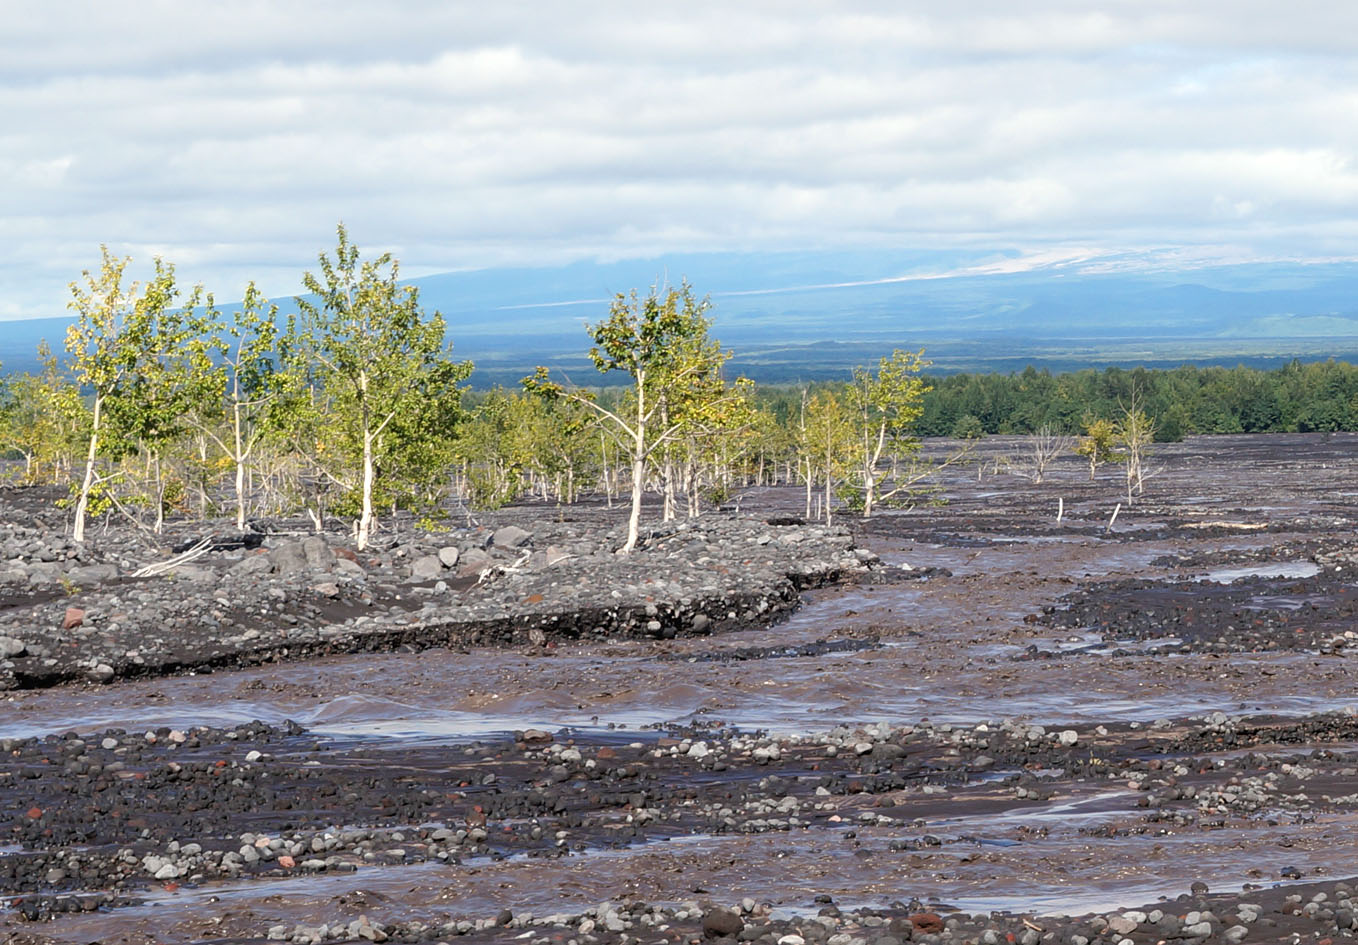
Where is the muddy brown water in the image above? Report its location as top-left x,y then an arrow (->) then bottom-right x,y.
5,433 -> 1358,942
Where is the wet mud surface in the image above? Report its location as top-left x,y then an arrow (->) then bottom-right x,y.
4,432 -> 1358,943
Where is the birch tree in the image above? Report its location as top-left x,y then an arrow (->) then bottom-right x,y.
1074,416 -> 1118,480
188,283 -> 281,530
1,343 -> 85,485
1116,400 -> 1156,503
110,279 -> 219,533
800,389 -> 855,524
294,224 -> 471,549
847,348 -> 932,518
65,248 -> 186,541
525,282 -> 740,553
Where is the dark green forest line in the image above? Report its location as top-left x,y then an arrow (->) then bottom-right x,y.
808,360 -> 1358,441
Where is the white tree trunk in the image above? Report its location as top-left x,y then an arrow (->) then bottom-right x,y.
358,427 -> 375,550
687,457 -> 701,519
862,457 -> 876,519
72,395 -> 103,543
860,423 -> 886,519
659,399 -> 676,522
233,401 -> 248,530
152,453 -> 165,534
622,374 -> 647,554
662,454 -> 676,522
624,449 -> 645,553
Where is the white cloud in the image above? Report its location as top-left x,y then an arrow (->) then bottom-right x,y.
2,1 -> 1358,316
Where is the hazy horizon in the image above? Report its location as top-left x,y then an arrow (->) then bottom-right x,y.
6,247 -> 1358,386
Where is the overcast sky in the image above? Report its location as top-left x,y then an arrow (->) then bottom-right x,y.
3,1 -> 1358,319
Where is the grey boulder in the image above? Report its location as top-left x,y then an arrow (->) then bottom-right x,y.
492,525 -> 531,549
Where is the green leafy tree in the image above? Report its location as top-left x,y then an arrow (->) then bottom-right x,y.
455,388 -> 517,509
526,282 -> 740,553
0,343 -> 86,484
743,397 -> 796,488
1073,415 -> 1119,480
270,323 -> 344,531
846,348 -> 932,517
374,357 -> 474,516
293,224 -> 471,549
110,278 -> 219,533
182,283 -> 282,530
657,334 -> 756,520
951,413 -> 986,439
65,247 -> 133,541
666,375 -> 756,516
511,392 -> 600,504
799,388 -> 856,524
65,248 -> 189,542
455,389 -> 602,509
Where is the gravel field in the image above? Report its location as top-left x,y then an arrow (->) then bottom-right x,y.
3,432 -> 1358,945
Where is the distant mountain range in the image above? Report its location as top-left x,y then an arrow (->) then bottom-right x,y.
5,250 -> 1358,386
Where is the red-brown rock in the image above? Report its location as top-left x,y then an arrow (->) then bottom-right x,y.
910,913 -> 945,934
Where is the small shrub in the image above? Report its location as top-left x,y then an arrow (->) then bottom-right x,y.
952,414 -> 986,439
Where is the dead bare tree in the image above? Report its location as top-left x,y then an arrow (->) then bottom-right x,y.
979,452 -> 1011,480
1115,393 -> 1157,503
1016,425 -> 1073,484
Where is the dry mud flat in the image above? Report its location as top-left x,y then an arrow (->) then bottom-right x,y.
2,432 -> 1358,944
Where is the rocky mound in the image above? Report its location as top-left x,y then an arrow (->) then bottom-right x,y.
0,503 -> 890,690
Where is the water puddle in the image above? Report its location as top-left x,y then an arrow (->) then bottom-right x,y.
130,835 -> 722,915
0,701 -> 304,741
968,632 -> 1193,662
862,808 -> 1358,918
987,535 -> 1088,545
1204,561 -> 1321,583
929,790 -> 1137,833
1242,595 -> 1310,611
7,642 -> 1354,744
945,878 -> 1295,919
299,692 -> 676,742
310,714 -> 670,744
